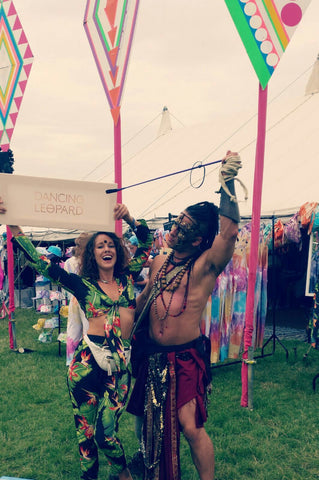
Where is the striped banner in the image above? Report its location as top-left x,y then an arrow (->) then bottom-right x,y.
0,0 -> 33,149
84,0 -> 140,125
225,0 -> 312,88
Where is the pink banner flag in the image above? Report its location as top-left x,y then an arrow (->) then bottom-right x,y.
84,1 -> 140,234
84,0 -> 140,125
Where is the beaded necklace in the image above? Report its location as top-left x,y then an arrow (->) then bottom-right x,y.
155,251 -> 193,292
152,251 -> 193,330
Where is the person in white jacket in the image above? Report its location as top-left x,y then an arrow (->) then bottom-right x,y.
64,232 -> 91,365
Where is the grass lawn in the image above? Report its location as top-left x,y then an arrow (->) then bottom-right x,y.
1,308 -> 318,480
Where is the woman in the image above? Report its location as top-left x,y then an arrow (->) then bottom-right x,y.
1,202 -> 152,480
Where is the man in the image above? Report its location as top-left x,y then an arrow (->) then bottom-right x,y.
127,151 -> 242,480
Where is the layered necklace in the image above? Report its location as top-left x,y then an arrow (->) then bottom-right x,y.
155,251 -> 193,292
152,251 -> 193,332
99,278 -> 114,284
98,277 -> 121,299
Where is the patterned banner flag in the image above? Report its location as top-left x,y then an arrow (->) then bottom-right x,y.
0,0 -> 33,149
225,0 -> 312,88
84,0 -> 140,125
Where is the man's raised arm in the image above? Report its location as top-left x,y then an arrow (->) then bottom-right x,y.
205,151 -> 243,275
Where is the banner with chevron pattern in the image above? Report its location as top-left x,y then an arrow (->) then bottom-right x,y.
84,0 -> 140,125
0,0 -> 33,150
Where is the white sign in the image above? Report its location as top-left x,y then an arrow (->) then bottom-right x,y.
0,173 -> 118,231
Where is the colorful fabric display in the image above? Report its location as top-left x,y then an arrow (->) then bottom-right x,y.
57,332 -> 67,343
44,317 -> 59,329
49,290 -> 65,301
35,275 -> 50,285
274,220 -> 285,248
38,304 -> 51,313
299,202 -> 318,233
32,289 -> 50,300
202,221 -> 268,363
284,213 -> 302,245
311,205 -> 319,233
38,331 -> 53,343
32,318 -> 46,331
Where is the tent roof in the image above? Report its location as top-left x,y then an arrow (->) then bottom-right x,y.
13,228 -> 83,245
1,84 -> 318,234
121,90 -> 319,220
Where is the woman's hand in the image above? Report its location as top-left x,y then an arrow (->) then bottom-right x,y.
114,203 -> 130,222
113,203 -> 140,228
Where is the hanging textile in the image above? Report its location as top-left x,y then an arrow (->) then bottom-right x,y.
202,222 -> 268,364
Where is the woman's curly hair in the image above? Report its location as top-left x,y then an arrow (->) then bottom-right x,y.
80,231 -> 130,280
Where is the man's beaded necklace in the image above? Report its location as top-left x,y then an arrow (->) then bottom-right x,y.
152,251 -> 193,331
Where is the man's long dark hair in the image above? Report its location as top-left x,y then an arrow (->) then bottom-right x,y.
185,201 -> 219,252
80,231 -> 130,280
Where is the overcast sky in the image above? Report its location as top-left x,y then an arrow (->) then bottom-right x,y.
6,1 -> 319,219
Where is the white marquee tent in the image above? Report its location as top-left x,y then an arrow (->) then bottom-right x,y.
1,62 -> 318,238
120,70 -> 319,222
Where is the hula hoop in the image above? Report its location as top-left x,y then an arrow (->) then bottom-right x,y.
190,161 -> 206,189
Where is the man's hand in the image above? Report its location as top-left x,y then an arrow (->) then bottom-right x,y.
217,150 -> 248,202
220,151 -> 242,182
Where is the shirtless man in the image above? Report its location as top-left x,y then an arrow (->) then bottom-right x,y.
127,151 -> 242,480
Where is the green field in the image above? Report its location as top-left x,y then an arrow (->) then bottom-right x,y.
1,309 -> 318,480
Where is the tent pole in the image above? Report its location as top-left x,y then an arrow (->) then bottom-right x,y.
6,226 -> 16,349
114,114 -> 122,236
241,83 -> 268,408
